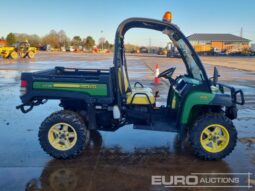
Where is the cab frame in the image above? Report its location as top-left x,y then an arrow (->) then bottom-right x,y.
113,17 -> 211,108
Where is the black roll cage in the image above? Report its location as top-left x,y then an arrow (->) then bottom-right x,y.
113,17 -> 211,107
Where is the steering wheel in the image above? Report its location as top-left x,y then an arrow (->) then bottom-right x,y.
158,67 -> 176,79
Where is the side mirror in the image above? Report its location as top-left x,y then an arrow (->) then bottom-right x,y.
213,67 -> 220,85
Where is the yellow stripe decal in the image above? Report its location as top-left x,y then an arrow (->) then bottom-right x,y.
53,83 -> 97,89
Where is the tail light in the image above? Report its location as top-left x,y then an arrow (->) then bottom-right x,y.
20,80 -> 28,96
21,80 -> 28,87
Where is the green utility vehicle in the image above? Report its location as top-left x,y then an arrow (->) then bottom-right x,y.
17,12 -> 244,160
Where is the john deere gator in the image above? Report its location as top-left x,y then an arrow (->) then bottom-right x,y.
17,11 -> 245,160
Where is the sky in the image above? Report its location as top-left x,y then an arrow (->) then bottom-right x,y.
0,0 -> 255,46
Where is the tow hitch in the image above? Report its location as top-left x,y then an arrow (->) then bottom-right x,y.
16,99 -> 47,113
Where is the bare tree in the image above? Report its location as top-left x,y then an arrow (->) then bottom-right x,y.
58,30 -> 70,48
42,30 -> 70,48
16,33 -> 41,47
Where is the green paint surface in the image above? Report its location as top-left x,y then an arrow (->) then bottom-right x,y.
181,91 -> 215,124
33,82 -> 108,96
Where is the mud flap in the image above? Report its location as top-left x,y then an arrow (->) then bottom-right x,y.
225,106 -> 237,120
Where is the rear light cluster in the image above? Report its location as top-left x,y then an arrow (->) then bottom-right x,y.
20,80 -> 28,96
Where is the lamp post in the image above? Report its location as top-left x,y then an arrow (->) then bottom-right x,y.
100,30 -> 104,50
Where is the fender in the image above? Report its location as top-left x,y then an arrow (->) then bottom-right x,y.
180,91 -> 234,124
209,94 -> 233,107
180,91 -> 214,124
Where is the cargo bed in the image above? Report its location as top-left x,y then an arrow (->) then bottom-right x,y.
19,66 -> 115,106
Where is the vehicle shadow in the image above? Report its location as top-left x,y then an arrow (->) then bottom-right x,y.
25,131 -> 237,191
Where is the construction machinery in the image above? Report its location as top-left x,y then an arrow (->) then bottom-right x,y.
157,48 -> 167,55
193,44 -> 213,55
92,48 -> 111,54
166,42 -> 180,57
0,41 -> 37,59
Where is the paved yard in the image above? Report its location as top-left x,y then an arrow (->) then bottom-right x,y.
0,52 -> 254,191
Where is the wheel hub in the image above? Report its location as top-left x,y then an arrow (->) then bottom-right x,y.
200,124 -> 230,153
48,123 -> 78,151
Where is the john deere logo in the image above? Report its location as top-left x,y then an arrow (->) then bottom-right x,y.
80,84 -> 97,88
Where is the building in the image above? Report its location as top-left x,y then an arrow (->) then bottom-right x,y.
188,33 -> 250,53
0,39 -> 7,47
251,43 -> 255,52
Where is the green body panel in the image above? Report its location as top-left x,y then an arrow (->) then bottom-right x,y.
181,91 -> 215,124
33,82 -> 108,96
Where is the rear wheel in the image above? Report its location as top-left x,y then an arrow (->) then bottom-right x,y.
2,51 -> 9,58
189,113 -> 237,160
39,110 -> 90,159
9,51 -> 18,59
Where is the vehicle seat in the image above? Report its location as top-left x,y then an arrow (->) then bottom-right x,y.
118,66 -> 155,105
127,87 -> 155,104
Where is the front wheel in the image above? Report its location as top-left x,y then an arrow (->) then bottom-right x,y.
189,113 -> 237,160
27,51 -> 35,58
39,110 -> 90,159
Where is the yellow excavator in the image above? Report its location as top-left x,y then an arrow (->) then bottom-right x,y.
0,41 -> 37,59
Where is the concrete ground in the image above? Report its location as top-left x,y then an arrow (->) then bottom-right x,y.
0,52 -> 254,191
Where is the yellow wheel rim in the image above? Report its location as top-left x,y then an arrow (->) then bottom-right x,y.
48,123 -> 77,151
2,51 -> 9,58
200,124 -> 230,153
28,51 -> 34,58
10,51 -> 18,59
3,54 -> 9,58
